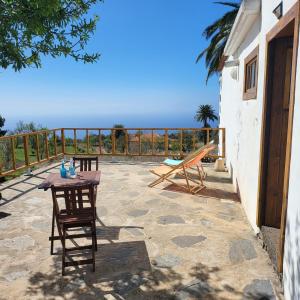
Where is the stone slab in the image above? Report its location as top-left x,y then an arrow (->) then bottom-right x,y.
171,235 -> 207,248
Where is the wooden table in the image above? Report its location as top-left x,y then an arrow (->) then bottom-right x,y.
38,171 -> 101,190
38,171 -> 101,255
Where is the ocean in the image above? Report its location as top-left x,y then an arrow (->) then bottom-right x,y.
4,114 -> 219,132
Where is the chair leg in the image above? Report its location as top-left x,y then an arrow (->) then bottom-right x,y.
93,220 -> 97,252
199,162 -> 206,179
62,226 -> 66,276
91,223 -> 96,272
183,167 -> 192,193
50,207 -> 55,255
94,187 -> 99,220
197,166 -> 204,186
148,175 -> 166,188
94,206 -> 99,225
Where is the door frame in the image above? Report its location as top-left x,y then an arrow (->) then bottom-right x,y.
257,2 -> 300,273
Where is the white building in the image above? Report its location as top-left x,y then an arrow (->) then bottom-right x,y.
219,0 -> 300,298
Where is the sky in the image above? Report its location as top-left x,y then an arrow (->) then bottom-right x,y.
1,0 -> 232,130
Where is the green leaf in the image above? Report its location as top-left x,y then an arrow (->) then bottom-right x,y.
0,0 -> 103,71
196,1 -> 240,83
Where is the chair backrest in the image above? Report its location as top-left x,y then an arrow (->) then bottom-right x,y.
182,140 -> 215,162
184,145 -> 216,169
177,142 -> 216,169
73,157 -> 99,171
51,184 -> 95,216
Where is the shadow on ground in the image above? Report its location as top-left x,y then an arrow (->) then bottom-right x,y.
26,259 -> 272,299
26,256 -> 246,300
0,163 -> 61,207
25,223 -> 270,300
163,184 -> 239,202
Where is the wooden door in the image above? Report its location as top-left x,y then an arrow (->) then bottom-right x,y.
264,37 -> 293,228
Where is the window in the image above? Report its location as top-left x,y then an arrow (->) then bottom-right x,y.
243,47 -> 259,100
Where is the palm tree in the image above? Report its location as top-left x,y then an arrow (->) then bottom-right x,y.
0,115 -> 7,136
195,105 -> 218,128
196,1 -> 240,82
113,124 -> 125,139
113,124 -> 126,152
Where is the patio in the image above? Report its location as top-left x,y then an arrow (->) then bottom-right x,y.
0,160 -> 282,299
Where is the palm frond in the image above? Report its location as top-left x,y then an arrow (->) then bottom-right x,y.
195,47 -> 208,63
206,40 -> 227,82
196,0 -> 240,83
203,8 -> 239,39
204,30 -> 229,64
196,26 -> 230,63
214,1 -> 240,9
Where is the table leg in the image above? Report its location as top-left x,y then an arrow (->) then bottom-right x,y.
50,206 -> 55,255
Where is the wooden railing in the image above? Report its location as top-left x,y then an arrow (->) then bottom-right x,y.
0,127 -> 225,177
0,128 -> 64,177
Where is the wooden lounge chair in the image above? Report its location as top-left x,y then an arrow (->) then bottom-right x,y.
163,156 -> 206,179
163,141 -> 216,178
149,143 -> 216,194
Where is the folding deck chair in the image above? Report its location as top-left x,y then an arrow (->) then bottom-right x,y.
162,140 -> 216,178
148,143 -> 216,194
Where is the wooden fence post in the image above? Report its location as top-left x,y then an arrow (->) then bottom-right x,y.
86,129 -> 89,154
180,130 -> 183,156
125,129 -> 129,155
11,137 -> 16,170
23,135 -> 29,167
192,130 -> 196,151
152,130 -> 154,155
53,130 -> 57,157
45,132 -> 49,160
74,129 -> 77,155
98,129 -> 102,155
112,129 -> 116,155
61,129 -> 65,154
139,129 -> 142,155
206,129 -> 210,144
164,129 -> 168,156
35,133 -> 40,162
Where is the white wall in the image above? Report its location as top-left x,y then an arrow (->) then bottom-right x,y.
220,18 -> 261,231
263,0 -> 297,33
220,0 -> 298,231
220,0 -> 300,299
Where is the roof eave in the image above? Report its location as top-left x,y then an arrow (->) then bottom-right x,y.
224,0 -> 261,57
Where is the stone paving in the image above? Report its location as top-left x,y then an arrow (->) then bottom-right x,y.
0,160 -> 283,299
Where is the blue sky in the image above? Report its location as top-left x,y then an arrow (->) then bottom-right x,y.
1,0 -> 231,130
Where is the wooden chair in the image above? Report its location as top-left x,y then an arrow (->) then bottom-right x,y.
149,144 -> 216,194
73,156 -> 99,171
51,184 -> 97,275
73,156 -> 99,216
